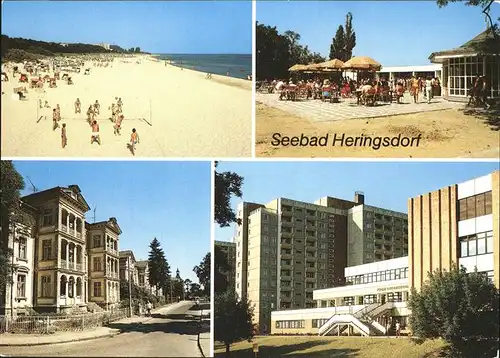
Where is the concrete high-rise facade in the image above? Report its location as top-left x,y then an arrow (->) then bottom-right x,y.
409,170 -> 499,290
235,193 -> 407,333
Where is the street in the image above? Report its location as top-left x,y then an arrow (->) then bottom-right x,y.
0,301 -> 207,357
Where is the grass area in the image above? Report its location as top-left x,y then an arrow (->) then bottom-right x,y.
215,335 -> 447,358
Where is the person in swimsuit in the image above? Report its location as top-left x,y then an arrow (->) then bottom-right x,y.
411,76 -> 419,103
56,104 -> 61,121
94,100 -> 100,115
52,109 -> 59,130
114,114 -> 124,135
91,120 -> 101,145
87,105 -> 95,124
75,98 -> 81,114
61,123 -> 67,148
130,128 -> 139,150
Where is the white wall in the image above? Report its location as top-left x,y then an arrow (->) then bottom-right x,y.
457,174 -> 492,199
458,214 -> 493,236
459,253 -> 494,273
345,256 -> 408,277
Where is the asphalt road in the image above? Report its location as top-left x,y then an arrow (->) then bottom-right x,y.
1,301 -> 206,357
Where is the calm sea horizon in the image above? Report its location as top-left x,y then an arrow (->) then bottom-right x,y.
153,53 -> 251,80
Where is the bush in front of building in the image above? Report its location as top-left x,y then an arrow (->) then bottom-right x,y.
408,265 -> 499,358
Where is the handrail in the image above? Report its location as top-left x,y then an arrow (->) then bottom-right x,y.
318,314 -> 370,336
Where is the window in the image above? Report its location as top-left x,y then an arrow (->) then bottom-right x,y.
93,282 -> 102,297
458,191 -> 493,220
43,209 -> 53,226
42,240 -> 52,260
41,276 -> 52,297
93,257 -> 102,271
275,320 -> 305,329
312,319 -> 329,328
17,275 -> 26,298
460,231 -> 493,257
18,237 -> 27,260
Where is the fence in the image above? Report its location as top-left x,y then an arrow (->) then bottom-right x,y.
0,307 -> 129,335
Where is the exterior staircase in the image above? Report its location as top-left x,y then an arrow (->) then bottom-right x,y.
318,302 -> 394,337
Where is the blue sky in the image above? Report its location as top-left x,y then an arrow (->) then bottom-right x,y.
257,1 -> 500,66
1,1 -> 252,54
13,161 -> 211,283
215,161 -> 500,242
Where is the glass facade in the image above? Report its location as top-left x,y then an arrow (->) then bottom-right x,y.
275,320 -> 305,329
444,56 -> 500,99
345,267 -> 408,285
459,231 -> 494,258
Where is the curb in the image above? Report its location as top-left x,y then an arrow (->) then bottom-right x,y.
0,330 -> 121,347
197,331 -> 206,358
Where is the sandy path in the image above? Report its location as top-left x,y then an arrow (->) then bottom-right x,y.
1,57 -> 252,157
256,103 -> 500,158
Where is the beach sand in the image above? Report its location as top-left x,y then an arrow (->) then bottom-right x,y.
1,56 -> 252,157
256,103 -> 500,158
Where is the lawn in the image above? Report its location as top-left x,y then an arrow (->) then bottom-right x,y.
214,335 -> 447,357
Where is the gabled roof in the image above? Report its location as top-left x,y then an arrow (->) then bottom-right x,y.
23,185 -> 90,212
429,28 -> 500,61
87,217 -> 122,235
119,250 -> 136,262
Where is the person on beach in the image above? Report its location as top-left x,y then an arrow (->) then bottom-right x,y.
94,100 -> 100,115
114,114 -> 124,135
117,98 -> 123,111
111,103 -> 117,122
61,123 -> 67,148
90,120 -> 101,145
206,73 -> 212,79
87,105 -> 95,124
44,101 -> 51,108
52,109 -> 59,130
411,76 -> 419,103
130,128 -> 139,151
56,104 -> 61,121
75,98 -> 81,114
38,99 -> 43,109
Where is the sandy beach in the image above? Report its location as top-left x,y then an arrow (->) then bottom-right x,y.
1,55 -> 252,157
256,103 -> 500,158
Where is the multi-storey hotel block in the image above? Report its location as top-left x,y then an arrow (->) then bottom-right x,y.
265,171 -> 499,336
0,185 -> 150,316
234,192 -> 408,333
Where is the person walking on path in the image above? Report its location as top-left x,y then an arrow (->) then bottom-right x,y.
146,301 -> 152,317
395,321 -> 401,337
425,77 -> 433,104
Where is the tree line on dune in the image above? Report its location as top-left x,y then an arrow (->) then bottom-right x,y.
0,34 -> 147,63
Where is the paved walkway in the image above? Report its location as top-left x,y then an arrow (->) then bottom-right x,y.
256,92 -> 463,122
0,305 -> 169,347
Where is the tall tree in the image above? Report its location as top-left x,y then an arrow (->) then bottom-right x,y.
214,246 -> 230,294
184,278 -> 192,298
215,291 -> 254,357
214,162 -> 244,227
0,161 -> 25,289
408,265 -> 499,357
344,12 -> 356,60
193,252 -> 210,296
147,238 -> 170,296
329,25 -> 346,61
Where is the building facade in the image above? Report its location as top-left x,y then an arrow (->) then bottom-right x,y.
269,170 -> 499,336
86,218 -> 122,309
214,240 -> 236,290
429,28 -> 500,101
235,193 -> 407,333
135,260 -> 151,293
119,250 -> 138,285
0,203 -> 37,316
22,185 -> 90,314
409,170 -> 499,290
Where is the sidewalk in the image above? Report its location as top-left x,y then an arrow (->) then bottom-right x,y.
0,304 -> 171,347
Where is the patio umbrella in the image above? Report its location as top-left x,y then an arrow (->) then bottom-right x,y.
305,63 -> 323,71
342,56 -> 382,71
319,58 -> 344,70
288,64 -> 308,72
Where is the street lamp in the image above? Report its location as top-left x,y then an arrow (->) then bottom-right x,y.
128,256 -> 132,317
